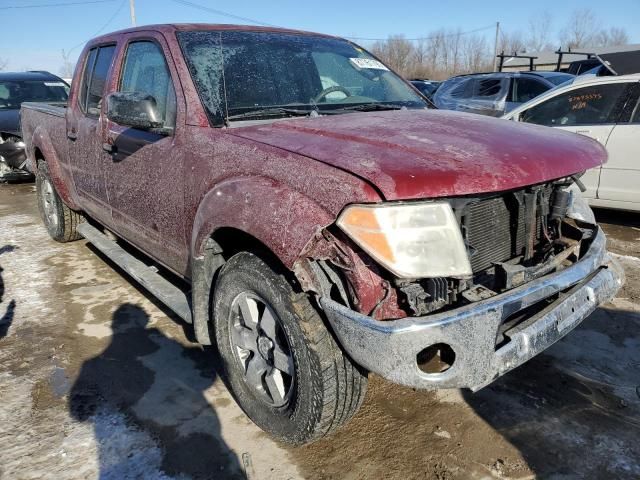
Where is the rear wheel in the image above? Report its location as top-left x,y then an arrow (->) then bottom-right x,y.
213,251 -> 367,445
36,161 -> 83,242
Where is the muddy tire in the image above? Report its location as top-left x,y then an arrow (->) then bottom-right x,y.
36,161 -> 83,242
213,252 -> 367,445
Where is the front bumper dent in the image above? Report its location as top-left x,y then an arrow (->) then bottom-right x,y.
321,228 -> 623,391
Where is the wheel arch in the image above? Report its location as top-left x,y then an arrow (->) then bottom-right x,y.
189,176 -> 336,345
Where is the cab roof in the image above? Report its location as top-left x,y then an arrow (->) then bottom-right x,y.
91,23 -> 340,44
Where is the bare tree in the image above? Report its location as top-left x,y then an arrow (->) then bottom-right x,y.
527,12 -> 554,52
560,8 -> 600,48
499,30 -> 527,55
595,27 -> 630,47
370,35 -> 414,76
0,57 -> 8,71
462,34 -> 490,73
59,50 -> 74,78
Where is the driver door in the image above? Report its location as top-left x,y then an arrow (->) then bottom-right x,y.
102,35 -> 188,275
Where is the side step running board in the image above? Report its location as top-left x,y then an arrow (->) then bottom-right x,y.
77,223 -> 193,323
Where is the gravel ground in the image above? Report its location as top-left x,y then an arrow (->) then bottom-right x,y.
1,183 -> 639,480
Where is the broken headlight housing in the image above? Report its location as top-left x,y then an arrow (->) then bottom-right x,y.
337,202 -> 472,279
566,185 -> 596,224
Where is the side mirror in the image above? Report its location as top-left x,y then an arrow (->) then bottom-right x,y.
106,92 -> 166,132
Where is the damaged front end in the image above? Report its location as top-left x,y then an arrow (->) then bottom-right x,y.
293,176 -> 623,390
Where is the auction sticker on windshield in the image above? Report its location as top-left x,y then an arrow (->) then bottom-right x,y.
349,58 -> 389,70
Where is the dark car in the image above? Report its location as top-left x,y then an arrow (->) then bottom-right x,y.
0,71 -> 69,180
433,71 -> 574,117
410,79 -> 441,99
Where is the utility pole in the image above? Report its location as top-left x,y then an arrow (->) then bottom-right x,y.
493,21 -> 500,71
129,0 -> 136,27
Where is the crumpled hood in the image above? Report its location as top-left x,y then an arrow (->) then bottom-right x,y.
0,109 -> 20,136
228,109 -> 607,200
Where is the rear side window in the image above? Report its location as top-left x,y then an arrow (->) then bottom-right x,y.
475,79 -> 502,97
118,41 -> 176,129
521,83 -> 632,127
79,45 -> 116,116
513,78 -> 549,103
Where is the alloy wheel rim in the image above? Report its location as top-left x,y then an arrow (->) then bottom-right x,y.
229,292 -> 295,407
41,179 -> 58,227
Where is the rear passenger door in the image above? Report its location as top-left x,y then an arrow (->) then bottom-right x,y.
595,82 -> 640,205
102,35 -> 187,274
519,82 -> 632,200
67,44 -> 116,221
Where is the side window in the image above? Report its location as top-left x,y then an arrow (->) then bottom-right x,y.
475,79 -> 502,98
514,78 -> 549,103
119,41 -> 176,129
79,48 -> 98,112
78,45 -> 116,116
521,83 -> 631,127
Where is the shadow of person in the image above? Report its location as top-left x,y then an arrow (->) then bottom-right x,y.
69,303 -> 244,479
0,245 -> 17,339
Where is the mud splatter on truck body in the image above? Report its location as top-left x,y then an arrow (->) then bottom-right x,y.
19,23 -> 622,445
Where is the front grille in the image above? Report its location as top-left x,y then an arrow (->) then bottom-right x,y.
462,186 -> 551,273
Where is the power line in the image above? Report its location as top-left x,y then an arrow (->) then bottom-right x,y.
344,25 -> 496,42
170,0 -> 279,28
3,0 -> 116,9
66,0 -> 127,55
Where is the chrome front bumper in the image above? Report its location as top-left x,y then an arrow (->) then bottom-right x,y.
321,228 -> 623,391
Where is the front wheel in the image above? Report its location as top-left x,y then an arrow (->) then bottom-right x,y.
213,252 -> 367,445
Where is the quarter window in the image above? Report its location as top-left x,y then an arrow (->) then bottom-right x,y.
513,78 -> 548,103
79,45 -> 116,116
119,41 -> 176,129
521,83 -> 631,127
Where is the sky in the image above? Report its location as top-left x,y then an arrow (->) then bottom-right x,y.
1,0 -> 639,74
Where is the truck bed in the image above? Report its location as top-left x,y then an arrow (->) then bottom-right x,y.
20,102 -> 68,172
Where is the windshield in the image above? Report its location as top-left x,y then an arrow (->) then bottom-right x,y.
178,31 -> 428,124
0,80 -> 69,110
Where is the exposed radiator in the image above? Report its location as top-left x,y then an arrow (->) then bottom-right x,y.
462,187 -> 551,273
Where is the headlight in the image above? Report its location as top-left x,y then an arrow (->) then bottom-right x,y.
566,185 -> 596,224
336,202 -> 472,278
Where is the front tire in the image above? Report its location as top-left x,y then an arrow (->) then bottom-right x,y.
213,252 -> 367,445
36,161 -> 83,242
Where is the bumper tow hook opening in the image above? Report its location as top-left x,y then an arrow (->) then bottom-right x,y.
417,343 -> 456,374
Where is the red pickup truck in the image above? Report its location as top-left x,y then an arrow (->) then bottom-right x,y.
21,24 -> 623,445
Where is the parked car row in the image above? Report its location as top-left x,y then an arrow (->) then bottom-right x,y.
432,71 -> 574,116
18,24 -> 623,447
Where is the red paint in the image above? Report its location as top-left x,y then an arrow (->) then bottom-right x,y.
20,24 -> 608,317
230,109 -> 607,201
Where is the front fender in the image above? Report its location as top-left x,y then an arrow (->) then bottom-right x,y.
189,175 -> 336,345
191,176 -> 335,266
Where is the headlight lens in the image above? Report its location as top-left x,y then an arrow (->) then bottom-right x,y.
336,202 -> 472,278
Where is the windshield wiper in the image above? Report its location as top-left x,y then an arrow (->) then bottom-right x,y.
329,103 -> 406,113
226,107 -> 314,121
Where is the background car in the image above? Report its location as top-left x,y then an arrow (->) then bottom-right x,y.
410,79 -> 441,100
432,71 -> 574,116
0,71 -> 69,181
503,74 -> 640,212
